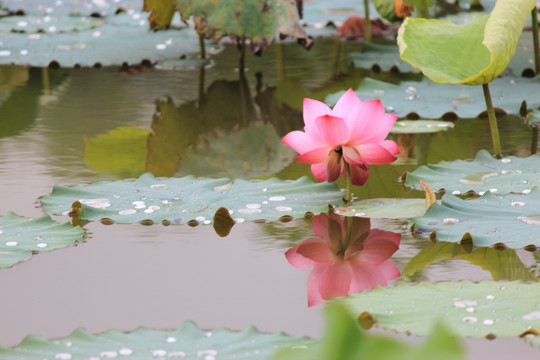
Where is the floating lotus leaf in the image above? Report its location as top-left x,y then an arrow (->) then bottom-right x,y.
402,242 -> 537,282
391,120 -> 454,134
41,174 -> 345,224
410,188 -> 540,249
397,0 -> 535,85
0,321 -> 311,359
335,198 -> 426,219
349,43 -> 416,72
405,149 -> 540,195
0,0 -> 139,16
274,302 -> 464,360
527,109 -> 540,127
325,76 -> 540,119
0,212 -> 84,268
343,281 -> 540,338
0,12 -> 220,67
84,126 -> 151,179
0,14 -> 103,33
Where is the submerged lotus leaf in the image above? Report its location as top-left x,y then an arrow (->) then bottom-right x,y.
343,281 -> 540,338
0,212 -> 84,268
84,126 -> 151,179
391,120 -> 454,134
0,321 -> 311,359
0,12 -> 220,67
397,0 -> 535,85
41,174 -> 345,224
402,242 -> 537,282
274,302 -> 464,360
405,150 -> 540,195
409,188 -> 540,249
325,76 -> 540,119
335,198 -> 426,219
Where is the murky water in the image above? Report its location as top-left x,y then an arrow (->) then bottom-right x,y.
0,39 -> 538,359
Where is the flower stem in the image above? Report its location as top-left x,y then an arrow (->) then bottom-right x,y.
344,161 -> 352,204
482,83 -> 502,159
363,0 -> 371,43
532,6 -> 540,75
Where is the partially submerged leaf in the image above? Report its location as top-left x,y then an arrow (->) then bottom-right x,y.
419,180 -> 436,210
0,212 -> 85,268
41,174 -> 345,224
343,281 -> 540,338
0,321 -> 311,359
397,0 -> 535,84
405,149 -> 540,195
335,198 -> 426,219
409,188 -> 540,249
391,120 -> 454,134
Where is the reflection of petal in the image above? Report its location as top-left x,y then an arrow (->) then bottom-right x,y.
348,260 -> 398,293
358,229 -> 401,264
377,258 -> 401,283
286,238 -> 327,270
307,265 -> 327,307
318,262 -> 352,301
312,214 -> 331,241
296,240 -> 334,264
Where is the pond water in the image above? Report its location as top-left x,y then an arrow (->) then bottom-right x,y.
0,38 -> 539,359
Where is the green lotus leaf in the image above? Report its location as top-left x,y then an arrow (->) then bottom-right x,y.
397,0 -> 535,85
0,212 -> 85,268
372,0 -> 400,23
41,174 -> 345,224
0,12 -> 221,67
0,0 -> 139,16
343,281 -> 540,338
144,0 -> 177,31
405,149 -> 540,195
391,120 -> 455,134
409,188 -> 540,249
274,302 -> 464,360
0,321 -> 311,359
324,76 -> 540,119
172,0 -> 310,50
336,198 -> 426,219
349,43 -> 416,72
84,126 -> 151,179
402,242 -> 537,282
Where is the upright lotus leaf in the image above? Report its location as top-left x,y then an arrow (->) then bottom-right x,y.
402,0 -> 434,18
0,321 -> 312,359
84,126 -> 151,179
397,0 -> 535,85
144,0 -> 177,30
274,302 -> 464,360
402,242 -> 538,282
172,0 -> 310,51
41,174 -> 345,224
0,212 -> 85,268
343,281 -> 540,338
410,188 -> 540,249
405,150 -> 540,195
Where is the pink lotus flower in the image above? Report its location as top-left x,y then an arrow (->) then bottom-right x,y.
285,213 -> 401,306
282,89 -> 399,186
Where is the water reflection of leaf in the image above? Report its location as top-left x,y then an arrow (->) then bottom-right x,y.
146,78 -> 255,177
402,241 -> 537,282
286,213 -> 400,306
84,126 -> 151,179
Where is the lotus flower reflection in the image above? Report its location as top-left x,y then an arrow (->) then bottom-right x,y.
282,89 -> 399,200
285,213 -> 401,306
